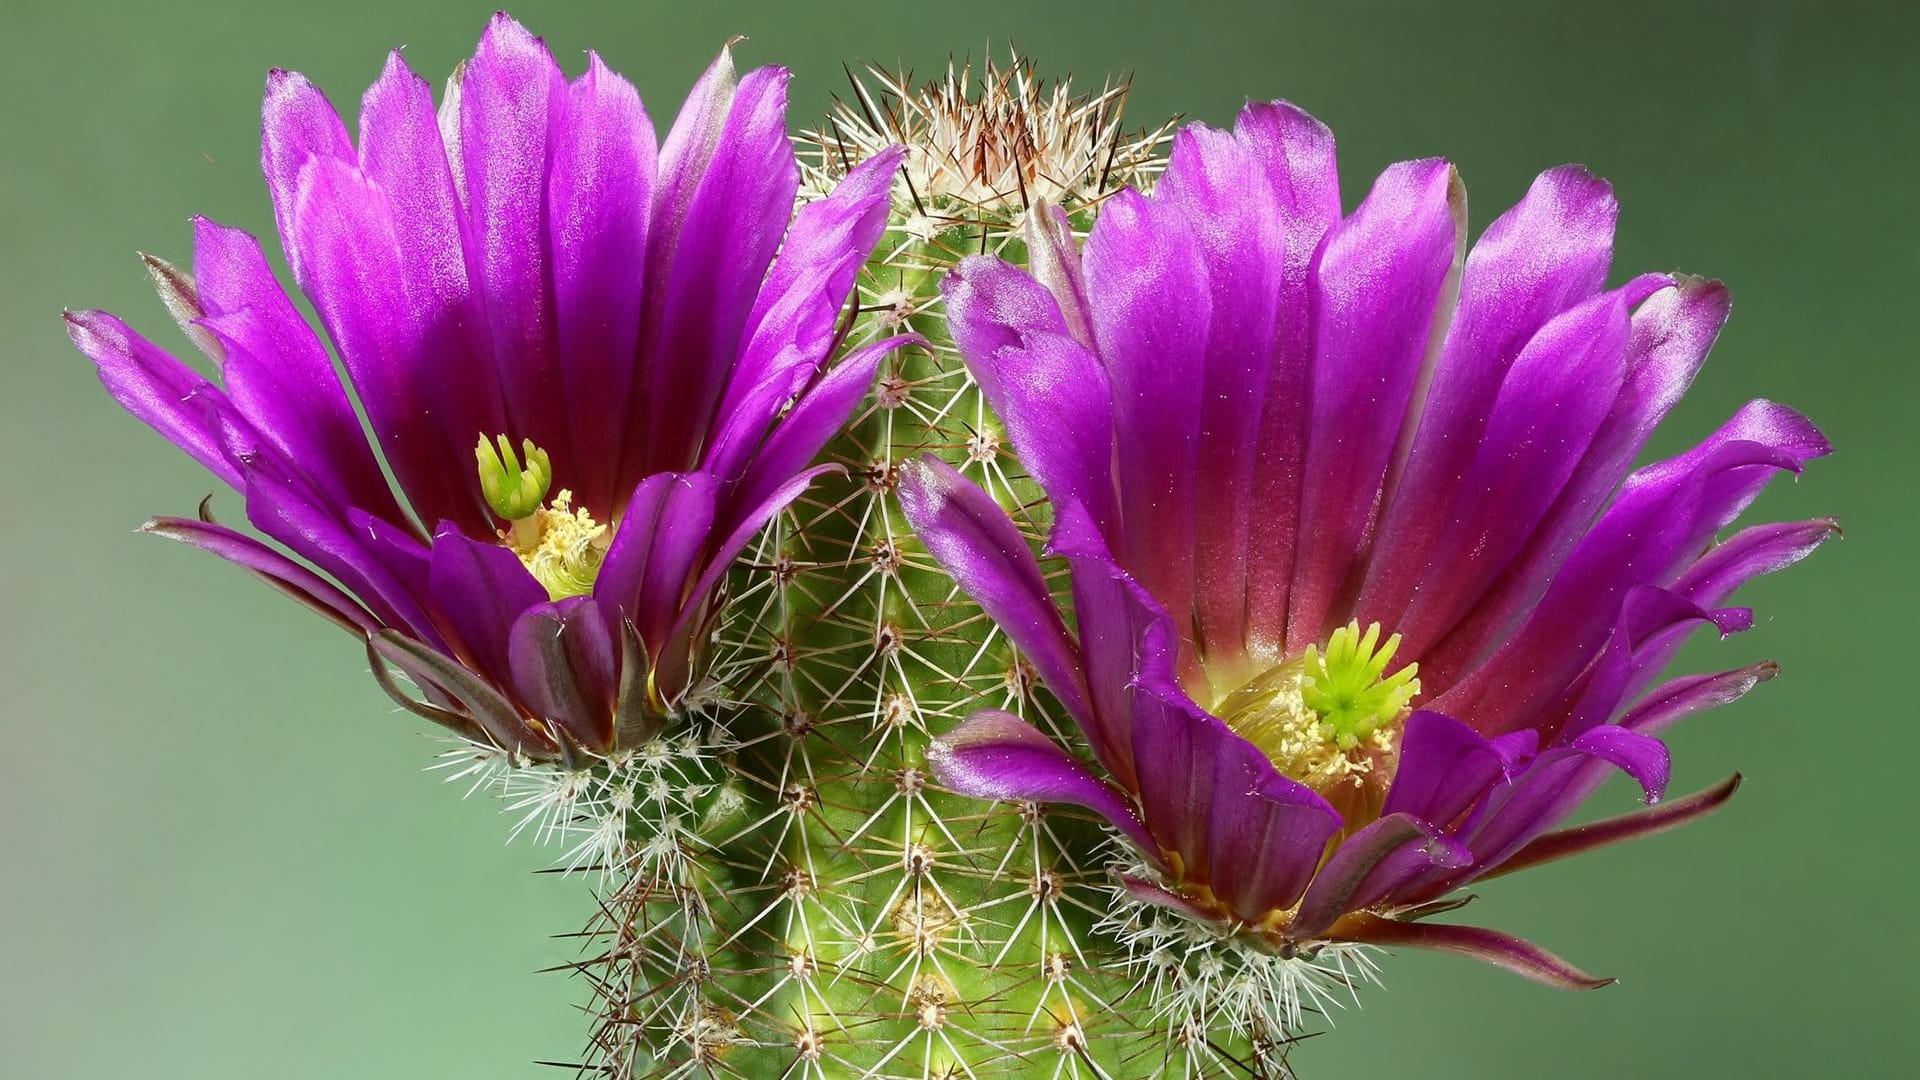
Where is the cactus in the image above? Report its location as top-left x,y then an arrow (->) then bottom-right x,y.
70,16 -> 1834,1080
444,55 -> 1305,1080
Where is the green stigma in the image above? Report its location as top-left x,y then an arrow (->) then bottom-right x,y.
474,435 -> 607,601
1301,621 -> 1422,749
476,434 -> 552,522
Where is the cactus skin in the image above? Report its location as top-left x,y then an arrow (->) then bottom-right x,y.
508,59 -> 1328,1079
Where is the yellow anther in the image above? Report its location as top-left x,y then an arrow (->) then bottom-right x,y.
501,489 -> 608,601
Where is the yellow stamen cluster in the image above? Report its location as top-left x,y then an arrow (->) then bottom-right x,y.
503,489 -> 608,602
1214,622 -> 1419,791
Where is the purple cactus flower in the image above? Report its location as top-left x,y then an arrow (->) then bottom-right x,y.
67,14 -> 908,758
900,100 -> 1832,986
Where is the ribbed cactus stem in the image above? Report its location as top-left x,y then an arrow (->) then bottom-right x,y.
498,56 -> 1363,1079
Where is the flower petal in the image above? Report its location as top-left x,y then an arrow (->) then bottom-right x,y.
369,628 -> 538,753
941,257 -> 1117,529
704,146 -> 902,485
1157,123 -> 1287,660
261,67 -> 355,269
287,153 -> 492,533
898,457 -> 1091,724
546,51 -> 656,514
1234,100 -> 1341,649
1360,166 -> 1618,634
190,218 -> 403,524
359,47 -> 509,508
1325,913 -> 1613,990
458,13 -> 568,457
1424,276 -> 1731,685
594,472 -> 721,661
508,595 -> 618,751
726,334 -> 911,527
925,709 -> 1155,854
140,514 -> 380,636
1023,202 -> 1093,348
65,310 -> 242,490
1370,276 -> 1668,659
635,64 -> 797,476
1382,710 -> 1536,829
427,524 -> 547,688
1293,813 -> 1469,939
1191,698 -> 1346,919
1433,399 -> 1828,734
1478,774 -> 1742,883
1287,158 -> 1464,647
1082,187 -> 1213,646
1621,662 -> 1777,736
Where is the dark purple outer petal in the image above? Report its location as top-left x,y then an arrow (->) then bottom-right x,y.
1292,814 -> 1468,939
594,472 -> 721,665
941,258 -> 1117,530
1327,914 -> 1614,990
896,457 -> 1091,724
140,515 -> 380,636
1188,693 -> 1345,918
1479,773 -> 1742,884
1382,710 -> 1536,829
926,710 -> 1155,853
428,525 -> 548,688
1048,500 -> 1150,787
508,596 -> 619,750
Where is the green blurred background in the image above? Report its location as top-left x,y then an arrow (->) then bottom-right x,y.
2,0 -> 1912,1075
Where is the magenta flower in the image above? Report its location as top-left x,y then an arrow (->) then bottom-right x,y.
901,101 -> 1832,985
67,14 -> 907,758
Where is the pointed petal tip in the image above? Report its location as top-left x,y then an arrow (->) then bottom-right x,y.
1329,913 -> 1616,990
1239,97 -> 1330,132
263,67 -> 319,102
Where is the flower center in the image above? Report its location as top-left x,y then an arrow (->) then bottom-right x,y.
1213,621 -> 1421,791
476,435 -> 608,601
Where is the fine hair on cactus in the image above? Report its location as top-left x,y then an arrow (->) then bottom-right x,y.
61,11 -> 1837,1080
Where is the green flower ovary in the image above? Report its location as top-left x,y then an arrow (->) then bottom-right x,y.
1300,621 -> 1421,749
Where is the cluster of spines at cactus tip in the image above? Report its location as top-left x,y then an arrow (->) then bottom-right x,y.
423,56 -> 1367,1080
